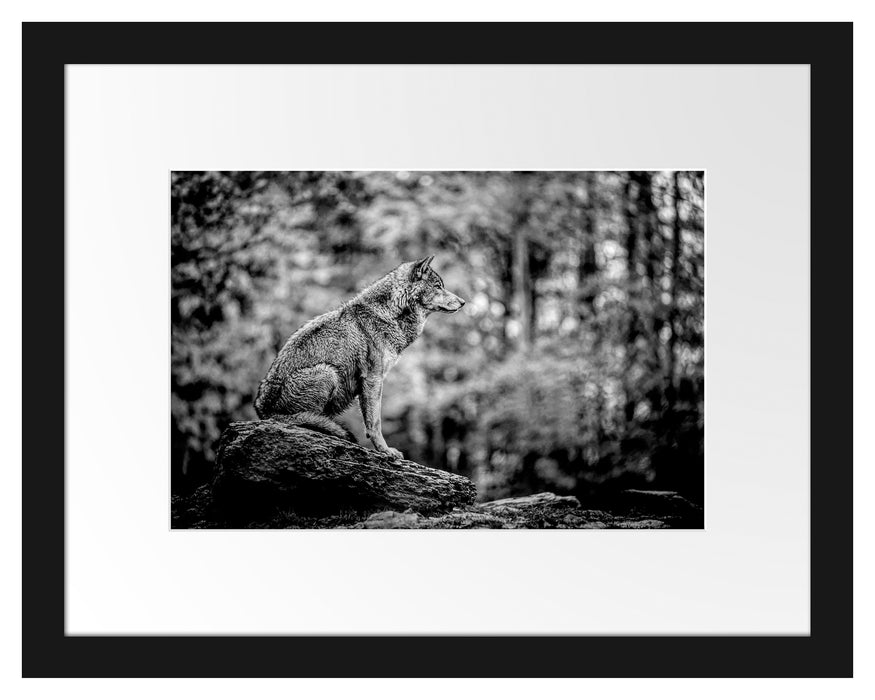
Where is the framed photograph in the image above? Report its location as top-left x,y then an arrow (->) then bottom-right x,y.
23,22 -> 852,676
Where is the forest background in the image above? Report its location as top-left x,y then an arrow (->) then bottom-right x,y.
171,170 -> 705,505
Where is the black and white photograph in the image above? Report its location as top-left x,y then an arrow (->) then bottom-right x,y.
171,170 -> 705,529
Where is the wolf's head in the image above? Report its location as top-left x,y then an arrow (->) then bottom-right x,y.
403,255 -> 465,314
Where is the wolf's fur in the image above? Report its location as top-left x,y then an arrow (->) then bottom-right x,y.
255,256 -> 465,458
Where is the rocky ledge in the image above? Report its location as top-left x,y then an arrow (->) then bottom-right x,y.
172,420 -> 703,529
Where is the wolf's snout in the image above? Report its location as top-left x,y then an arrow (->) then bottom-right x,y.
447,295 -> 465,312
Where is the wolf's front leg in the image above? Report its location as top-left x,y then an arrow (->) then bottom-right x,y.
359,375 -> 403,460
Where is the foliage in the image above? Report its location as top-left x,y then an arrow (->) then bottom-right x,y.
171,171 -> 705,502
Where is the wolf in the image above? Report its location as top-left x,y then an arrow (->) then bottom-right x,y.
254,256 -> 465,459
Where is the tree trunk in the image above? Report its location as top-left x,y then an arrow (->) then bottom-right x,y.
211,420 -> 477,523
578,241 -> 598,319
666,171 -> 684,413
494,243 -> 515,353
623,175 -> 639,423
636,173 -> 664,409
512,222 -> 533,352
572,174 -> 597,321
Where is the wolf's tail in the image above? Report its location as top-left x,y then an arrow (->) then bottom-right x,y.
270,411 -> 357,444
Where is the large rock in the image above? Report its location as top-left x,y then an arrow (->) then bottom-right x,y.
169,422 -> 703,529
210,419 -> 476,522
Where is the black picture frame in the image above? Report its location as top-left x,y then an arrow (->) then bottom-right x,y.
22,21 -> 853,678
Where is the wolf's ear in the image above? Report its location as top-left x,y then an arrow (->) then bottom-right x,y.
411,255 -> 435,280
